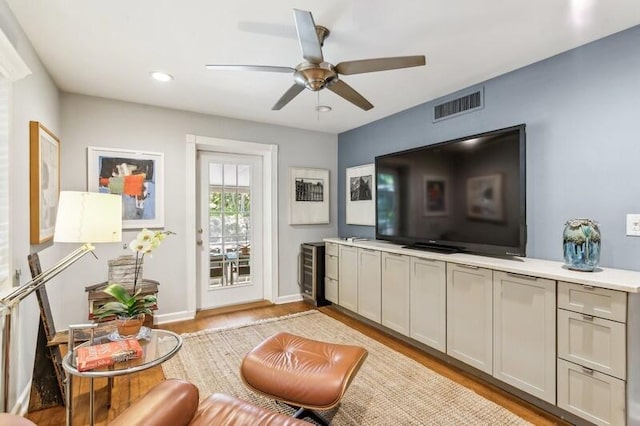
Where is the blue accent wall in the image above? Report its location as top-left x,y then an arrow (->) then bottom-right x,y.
338,25 -> 640,270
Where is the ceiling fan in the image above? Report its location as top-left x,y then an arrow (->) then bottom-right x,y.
206,9 -> 426,111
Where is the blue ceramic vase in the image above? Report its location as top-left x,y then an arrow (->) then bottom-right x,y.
563,218 -> 601,271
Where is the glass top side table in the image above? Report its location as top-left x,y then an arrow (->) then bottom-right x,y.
62,327 -> 182,426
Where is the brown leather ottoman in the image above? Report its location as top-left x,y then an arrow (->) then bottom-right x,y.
240,332 -> 368,425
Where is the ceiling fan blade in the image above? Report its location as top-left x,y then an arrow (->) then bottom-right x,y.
335,55 -> 426,75
327,80 -> 374,111
206,65 -> 294,73
293,9 -> 323,64
272,84 -> 305,110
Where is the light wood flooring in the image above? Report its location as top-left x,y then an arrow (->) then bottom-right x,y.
26,301 -> 568,425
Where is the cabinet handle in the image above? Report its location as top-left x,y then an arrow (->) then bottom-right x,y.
506,272 -> 538,281
583,285 -> 595,291
457,264 -> 479,270
582,314 -> 595,321
581,366 -> 595,375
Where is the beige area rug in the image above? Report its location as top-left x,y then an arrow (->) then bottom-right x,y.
161,311 -> 531,425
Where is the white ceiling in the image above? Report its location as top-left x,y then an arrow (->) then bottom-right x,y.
6,1 -> 640,134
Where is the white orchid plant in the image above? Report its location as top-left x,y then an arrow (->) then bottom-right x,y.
128,228 -> 174,295
95,228 -> 174,320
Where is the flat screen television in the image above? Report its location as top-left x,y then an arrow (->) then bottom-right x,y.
375,124 -> 526,257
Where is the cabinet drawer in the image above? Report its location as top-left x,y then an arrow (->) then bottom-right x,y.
325,254 -> 338,280
557,358 -> 625,426
558,309 -> 626,380
324,277 -> 338,304
325,242 -> 339,256
558,281 -> 626,322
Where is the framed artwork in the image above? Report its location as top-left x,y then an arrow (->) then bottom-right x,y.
346,163 -> 375,226
289,167 -> 329,224
29,121 -> 60,244
87,146 -> 165,229
424,175 -> 449,216
466,173 -> 504,221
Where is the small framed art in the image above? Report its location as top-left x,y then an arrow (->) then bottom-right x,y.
289,167 -> 329,224
87,146 -> 165,229
346,163 -> 375,226
29,121 -> 60,244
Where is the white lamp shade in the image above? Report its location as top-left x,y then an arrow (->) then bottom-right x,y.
53,191 -> 122,243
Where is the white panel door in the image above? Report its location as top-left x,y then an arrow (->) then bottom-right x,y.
410,257 -> 446,352
446,264 -> 493,374
197,152 -> 263,309
493,271 -> 556,403
381,252 -> 410,335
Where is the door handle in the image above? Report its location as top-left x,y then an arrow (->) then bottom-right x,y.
197,240 -> 203,246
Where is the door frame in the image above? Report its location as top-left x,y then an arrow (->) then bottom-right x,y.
185,134 -> 278,316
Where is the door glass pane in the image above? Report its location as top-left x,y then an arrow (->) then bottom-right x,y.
207,161 -> 251,287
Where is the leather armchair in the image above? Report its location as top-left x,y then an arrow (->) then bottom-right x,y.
1,379 -> 309,426
111,379 -> 309,426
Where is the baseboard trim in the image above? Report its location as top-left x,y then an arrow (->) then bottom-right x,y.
154,310 -> 195,325
275,293 -> 303,304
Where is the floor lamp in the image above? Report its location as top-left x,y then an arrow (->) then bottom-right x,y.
0,191 -> 122,412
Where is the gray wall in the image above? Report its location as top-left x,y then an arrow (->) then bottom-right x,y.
338,25 -> 640,271
58,93 -> 337,329
1,0 -> 61,412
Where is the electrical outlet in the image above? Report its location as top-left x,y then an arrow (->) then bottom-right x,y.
626,214 -> 640,236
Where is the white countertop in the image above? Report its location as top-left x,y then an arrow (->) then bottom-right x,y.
324,237 -> 640,293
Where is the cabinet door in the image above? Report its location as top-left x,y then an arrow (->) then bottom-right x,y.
381,252 -> 410,335
493,271 -> 556,404
558,359 -> 625,426
338,245 -> 358,312
557,309 -> 626,380
324,277 -> 338,303
446,264 -> 493,374
410,257 -> 446,352
357,248 -> 381,323
325,254 -> 338,280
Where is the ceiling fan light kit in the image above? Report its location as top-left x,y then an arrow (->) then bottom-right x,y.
206,9 -> 426,112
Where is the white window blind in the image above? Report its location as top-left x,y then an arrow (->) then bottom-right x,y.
0,79 -> 8,287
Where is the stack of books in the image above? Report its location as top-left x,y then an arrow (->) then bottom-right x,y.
75,338 -> 143,371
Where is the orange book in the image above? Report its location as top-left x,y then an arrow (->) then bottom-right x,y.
76,338 -> 143,372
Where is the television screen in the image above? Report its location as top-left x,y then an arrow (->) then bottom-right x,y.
375,124 -> 526,257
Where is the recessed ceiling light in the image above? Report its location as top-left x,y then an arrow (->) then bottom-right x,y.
315,105 -> 332,113
150,71 -> 174,82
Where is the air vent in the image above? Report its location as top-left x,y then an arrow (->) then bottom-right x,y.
433,88 -> 483,122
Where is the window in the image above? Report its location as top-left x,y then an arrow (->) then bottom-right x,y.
0,79 -> 8,288
0,28 -> 31,290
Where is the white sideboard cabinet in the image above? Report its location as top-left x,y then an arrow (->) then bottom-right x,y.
324,237 -> 640,425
